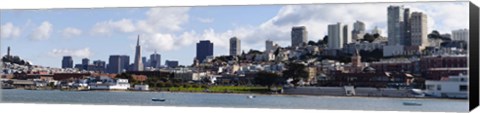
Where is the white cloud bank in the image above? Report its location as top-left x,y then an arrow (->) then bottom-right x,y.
30,21 -> 53,40
48,48 -> 93,58
1,22 -> 21,39
62,27 -> 83,38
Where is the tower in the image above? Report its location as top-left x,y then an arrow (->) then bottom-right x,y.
350,49 -> 362,73
133,35 -> 144,71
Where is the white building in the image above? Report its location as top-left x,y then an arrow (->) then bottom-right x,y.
343,42 -> 384,54
409,12 -> 428,49
452,29 -> 469,41
328,22 -> 345,49
89,78 -> 130,90
133,85 -> 149,91
229,37 -> 241,56
425,74 -> 468,98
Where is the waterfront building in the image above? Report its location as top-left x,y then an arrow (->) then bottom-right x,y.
149,51 -> 161,68
425,74 -> 468,98
452,29 -> 469,42
291,26 -> 308,47
352,21 -> 366,42
229,37 -> 241,56
61,56 -> 73,69
196,40 -> 214,63
106,55 -> 130,74
88,77 -> 130,90
165,60 -> 179,68
328,23 -> 344,49
133,35 -> 144,71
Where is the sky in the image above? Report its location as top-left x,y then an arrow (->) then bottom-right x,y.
0,1 -> 469,68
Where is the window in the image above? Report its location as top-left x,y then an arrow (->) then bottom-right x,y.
459,85 -> 468,91
437,85 -> 442,91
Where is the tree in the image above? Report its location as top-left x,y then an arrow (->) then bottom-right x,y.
322,35 -> 328,44
363,33 -> 375,43
282,63 -> 308,86
307,41 -> 316,46
373,33 -> 380,38
254,71 -> 282,89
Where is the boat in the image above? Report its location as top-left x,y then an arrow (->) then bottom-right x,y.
152,98 -> 166,102
424,74 -> 468,99
403,102 -> 422,106
247,95 -> 256,99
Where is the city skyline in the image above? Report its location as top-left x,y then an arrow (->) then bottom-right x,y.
0,2 -> 469,68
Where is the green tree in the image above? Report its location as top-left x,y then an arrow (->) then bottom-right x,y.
282,63 -> 308,86
254,71 -> 282,89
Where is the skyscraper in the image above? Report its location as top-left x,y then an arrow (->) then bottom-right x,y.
7,46 -> 10,57
291,26 -> 308,47
387,5 -> 407,46
93,60 -> 106,73
61,56 -> 73,69
343,25 -> 351,44
409,12 -> 428,48
196,40 -> 214,63
352,21 -> 366,42
229,37 -> 241,56
452,29 -> 469,41
81,58 -> 89,70
165,60 -> 179,68
150,51 -> 161,68
133,35 -> 144,71
328,23 -> 344,49
107,55 -> 130,74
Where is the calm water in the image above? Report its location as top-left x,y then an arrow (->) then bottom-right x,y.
0,89 -> 468,112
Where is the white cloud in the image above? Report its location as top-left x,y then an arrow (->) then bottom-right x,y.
30,21 -> 53,40
91,7 -> 190,36
91,19 -> 136,35
1,22 -> 21,39
48,48 -> 93,58
62,27 -> 82,38
197,17 -> 214,23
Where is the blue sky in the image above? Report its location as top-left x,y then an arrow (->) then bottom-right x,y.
0,2 -> 469,68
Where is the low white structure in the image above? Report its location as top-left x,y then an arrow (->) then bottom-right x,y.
133,85 -> 149,91
425,74 -> 468,98
89,79 -> 130,90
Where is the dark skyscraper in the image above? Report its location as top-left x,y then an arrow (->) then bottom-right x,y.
150,51 -> 161,68
133,35 -> 144,71
93,60 -> 106,73
291,26 -> 308,47
82,58 -> 89,70
7,46 -> 10,57
196,40 -> 214,63
61,56 -> 73,69
107,55 -> 130,74
165,60 -> 179,68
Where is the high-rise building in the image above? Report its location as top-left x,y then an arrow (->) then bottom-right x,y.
291,26 -> 308,47
93,60 -> 106,73
343,25 -> 351,44
196,40 -> 214,63
165,60 -> 179,68
352,21 -> 366,42
452,29 -> 469,41
133,35 -> 144,71
265,40 -> 278,53
229,37 -> 241,56
387,5 -> 408,46
107,55 -> 130,74
61,56 -> 73,69
7,46 -> 10,57
142,57 -> 148,67
328,23 -> 344,49
403,8 -> 412,46
150,51 -> 161,68
81,58 -> 89,70
409,12 -> 428,48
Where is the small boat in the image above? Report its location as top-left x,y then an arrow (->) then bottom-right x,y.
247,95 -> 256,99
403,102 -> 422,106
152,98 -> 166,102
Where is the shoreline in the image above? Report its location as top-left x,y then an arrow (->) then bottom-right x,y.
2,88 -> 467,101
